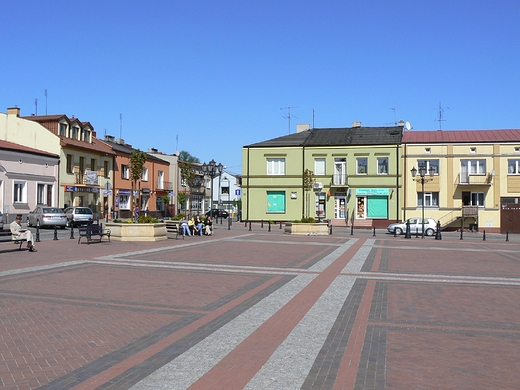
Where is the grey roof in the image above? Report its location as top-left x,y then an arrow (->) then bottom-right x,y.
245,126 -> 403,148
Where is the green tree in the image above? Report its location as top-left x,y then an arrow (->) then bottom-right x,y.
177,191 -> 186,212
178,150 -> 200,163
130,149 -> 147,220
161,195 -> 171,217
303,168 -> 314,218
179,161 -> 196,187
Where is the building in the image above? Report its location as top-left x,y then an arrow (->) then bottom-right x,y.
242,123 -> 403,226
402,129 -> 520,233
147,149 -> 179,217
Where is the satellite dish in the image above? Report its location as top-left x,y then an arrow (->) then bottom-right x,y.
405,121 -> 412,131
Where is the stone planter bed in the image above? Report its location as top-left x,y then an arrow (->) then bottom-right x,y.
284,222 -> 329,235
106,222 -> 167,242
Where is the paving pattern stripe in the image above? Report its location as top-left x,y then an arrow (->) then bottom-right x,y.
40,272 -> 290,389
187,240 -> 367,389
129,240 -> 359,389
371,322 -> 520,335
353,273 -> 520,286
0,260 -> 87,278
371,243 -> 519,253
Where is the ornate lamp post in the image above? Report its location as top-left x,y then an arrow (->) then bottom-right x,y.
411,164 -> 435,239
202,159 -> 223,215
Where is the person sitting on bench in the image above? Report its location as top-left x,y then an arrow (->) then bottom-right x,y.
10,214 -> 37,252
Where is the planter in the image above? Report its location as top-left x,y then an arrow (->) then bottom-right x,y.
284,222 -> 329,235
106,222 -> 168,242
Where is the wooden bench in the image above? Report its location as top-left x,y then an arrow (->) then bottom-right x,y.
78,224 -> 111,244
0,229 -> 27,250
164,221 -> 183,239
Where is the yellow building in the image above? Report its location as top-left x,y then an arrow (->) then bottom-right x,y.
402,130 -> 520,233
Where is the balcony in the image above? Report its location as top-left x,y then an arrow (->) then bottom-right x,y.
156,181 -> 174,191
462,205 -> 478,218
457,173 -> 492,186
331,173 -> 348,186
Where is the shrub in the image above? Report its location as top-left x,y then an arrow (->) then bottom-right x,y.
137,215 -> 159,224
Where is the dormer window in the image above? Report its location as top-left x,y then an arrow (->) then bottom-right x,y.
71,127 -> 79,140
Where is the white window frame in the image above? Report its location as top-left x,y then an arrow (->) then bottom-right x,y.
14,181 -> 27,203
356,157 -> 368,175
121,164 -> 130,179
417,159 -> 439,175
334,158 -> 346,185
418,192 -> 439,207
471,192 -> 485,207
508,159 -> 520,175
377,157 -> 388,175
141,168 -> 148,181
157,170 -> 164,189
314,158 -> 326,175
267,158 -> 285,175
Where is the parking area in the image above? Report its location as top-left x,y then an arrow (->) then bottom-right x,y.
0,223 -> 519,389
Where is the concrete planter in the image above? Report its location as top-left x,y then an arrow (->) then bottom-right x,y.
106,222 -> 168,242
284,222 -> 329,235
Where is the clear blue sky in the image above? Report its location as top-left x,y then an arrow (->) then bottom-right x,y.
1,0 -> 519,173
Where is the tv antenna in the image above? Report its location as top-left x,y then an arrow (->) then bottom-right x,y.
434,102 -> 449,130
281,106 -> 298,134
391,107 -> 397,125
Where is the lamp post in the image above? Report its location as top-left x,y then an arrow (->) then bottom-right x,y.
202,159 -> 223,215
411,164 -> 435,239
191,175 -> 204,215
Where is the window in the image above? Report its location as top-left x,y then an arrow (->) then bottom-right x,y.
14,181 -> 27,203
266,191 -> 285,213
157,170 -> 164,189
417,159 -> 439,174
142,168 -> 148,181
79,157 -> 85,174
118,195 -> 130,210
356,157 -> 368,174
334,158 -> 346,185
84,129 -> 91,142
470,147 -> 477,153
314,158 -> 326,175
418,192 -> 439,207
377,157 -> 388,174
121,164 -> 130,179
461,159 -> 486,175
59,123 -> 67,136
71,127 -> 79,140
37,184 -> 46,204
104,161 -> 110,178
508,160 -> 520,174
471,192 -> 485,207
90,158 -> 96,172
267,158 -> 285,175
66,154 -> 73,174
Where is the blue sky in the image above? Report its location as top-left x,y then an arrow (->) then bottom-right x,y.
1,0 -> 519,173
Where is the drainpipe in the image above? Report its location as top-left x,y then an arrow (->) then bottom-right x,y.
302,146 -> 305,219
403,143 -> 407,222
246,147 -> 250,221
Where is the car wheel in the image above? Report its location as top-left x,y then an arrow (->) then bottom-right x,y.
395,227 -> 403,235
425,228 -> 434,236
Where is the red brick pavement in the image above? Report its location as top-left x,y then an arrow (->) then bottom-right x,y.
0,227 -> 519,389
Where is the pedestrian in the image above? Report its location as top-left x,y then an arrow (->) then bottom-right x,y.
204,216 -> 213,236
10,214 -> 37,252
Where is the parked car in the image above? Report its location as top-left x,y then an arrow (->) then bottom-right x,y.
205,209 -> 229,219
27,206 -> 68,228
387,218 -> 437,236
0,211 -> 3,230
64,206 -> 94,227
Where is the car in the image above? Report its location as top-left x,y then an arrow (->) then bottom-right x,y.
205,209 -> 229,219
387,218 -> 438,236
64,206 -> 94,227
27,206 -> 68,228
0,211 -> 3,230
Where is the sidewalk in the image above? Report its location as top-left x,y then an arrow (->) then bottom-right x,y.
0,225 -> 519,389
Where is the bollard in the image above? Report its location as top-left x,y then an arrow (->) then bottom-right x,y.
261,220 -> 264,228
404,220 -> 411,239
268,221 -> 271,232
460,228 -> 463,240
228,217 -> 231,230
350,224 -> 354,236
415,227 -> 419,238
248,221 -> 251,231
329,223 -> 332,235
393,227 -> 397,237
483,230 -> 486,241
245,220 -> 248,228
506,231 -> 509,242
280,221 -> 282,229
435,221 -> 442,240
70,225 -> 75,239
373,227 -> 376,237
36,226 -> 40,242
53,225 -> 58,240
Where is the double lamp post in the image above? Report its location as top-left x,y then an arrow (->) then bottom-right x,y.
202,159 -> 223,214
410,164 -> 435,239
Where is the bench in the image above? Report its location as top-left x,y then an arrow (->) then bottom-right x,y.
78,224 -> 111,244
164,221 -> 183,239
0,229 -> 27,250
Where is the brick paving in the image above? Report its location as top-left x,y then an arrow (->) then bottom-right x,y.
0,224 -> 519,389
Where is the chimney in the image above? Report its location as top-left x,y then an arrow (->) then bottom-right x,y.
398,120 -> 405,127
296,123 -> 310,133
7,107 -> 20,117
351,121 -> 362,128
104,135 -> 115,142
116,138 -> 125,144
148,148 -> 158,153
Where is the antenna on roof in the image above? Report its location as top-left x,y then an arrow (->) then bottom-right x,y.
44,89 -> 48,115
34,98 -> 37,115
281,106 -> 298,134
434,102 -> 449,131
119,113 -> 122,139
391,107 -> 397,125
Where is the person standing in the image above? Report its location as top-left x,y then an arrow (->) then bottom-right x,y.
10,214 -> 37,252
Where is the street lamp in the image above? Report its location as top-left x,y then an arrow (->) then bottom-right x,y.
191,175 -> 204,215
202,159 -> 223,214
411,164 -> 435,239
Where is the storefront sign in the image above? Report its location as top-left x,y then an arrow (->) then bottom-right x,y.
118,189 -> 131,195
64,186 -> 100,193
356,188 -> 389,196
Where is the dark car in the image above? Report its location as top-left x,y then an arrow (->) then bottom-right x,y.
205,209 -> 229,219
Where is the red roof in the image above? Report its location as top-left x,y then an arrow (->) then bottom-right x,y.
0,139 -> 59,158
402,129 -> 520,144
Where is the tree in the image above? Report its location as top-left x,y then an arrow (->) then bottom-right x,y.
303,168 -> 314,219
161,195 -> 171,217
177,191 -> 186,212
178,150 -> 200,163
179,161 -> 196,187
130,150 -> 147,220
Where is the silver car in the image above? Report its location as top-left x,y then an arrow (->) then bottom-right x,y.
64,206 -> 94,227
387,218 -> 437,236
27,206 -> 68,228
